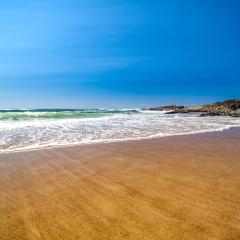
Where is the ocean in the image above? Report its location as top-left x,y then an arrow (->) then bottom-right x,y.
0,109 -> 240,152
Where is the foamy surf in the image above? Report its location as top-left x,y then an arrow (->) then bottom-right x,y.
0,109 -> 240,153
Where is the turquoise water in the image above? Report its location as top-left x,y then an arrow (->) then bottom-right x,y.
0,109 -> 140,120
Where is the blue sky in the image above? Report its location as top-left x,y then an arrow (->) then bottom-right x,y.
0,0 -> 239,108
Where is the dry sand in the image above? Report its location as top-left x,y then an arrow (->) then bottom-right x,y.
0,128 -> 240,240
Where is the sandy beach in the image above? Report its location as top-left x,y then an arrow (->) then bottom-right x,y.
0,128 -> 240,240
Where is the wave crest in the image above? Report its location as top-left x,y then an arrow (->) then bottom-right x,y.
0,109 -> 141,120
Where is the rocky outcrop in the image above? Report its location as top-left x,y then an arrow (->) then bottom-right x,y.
199,99 -> 240,117
201,100 -> 240,114
149,105 -> 184,111
149,99 -> 240,117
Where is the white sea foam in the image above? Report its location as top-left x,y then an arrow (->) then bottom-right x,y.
0,110 -> 239,153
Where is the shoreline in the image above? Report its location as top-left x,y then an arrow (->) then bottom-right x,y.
0,127 -> 240,239
1,125 -> 239,155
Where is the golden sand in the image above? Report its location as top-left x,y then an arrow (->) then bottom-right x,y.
0,128 -> 240,240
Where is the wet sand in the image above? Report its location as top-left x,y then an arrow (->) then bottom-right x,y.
0,128 -> 240,240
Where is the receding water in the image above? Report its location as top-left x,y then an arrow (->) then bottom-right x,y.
0,109 -> 239,152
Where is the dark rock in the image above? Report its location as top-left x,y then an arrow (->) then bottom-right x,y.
149,105 -> 184,111
148,99 -> 240,117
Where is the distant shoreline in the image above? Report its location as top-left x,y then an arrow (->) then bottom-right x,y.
148,99 -> 240,117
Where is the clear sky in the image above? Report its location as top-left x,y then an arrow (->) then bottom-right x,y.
0,0 -> 239,108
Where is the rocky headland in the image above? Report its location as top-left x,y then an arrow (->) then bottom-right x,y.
149,99 -> 240,117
